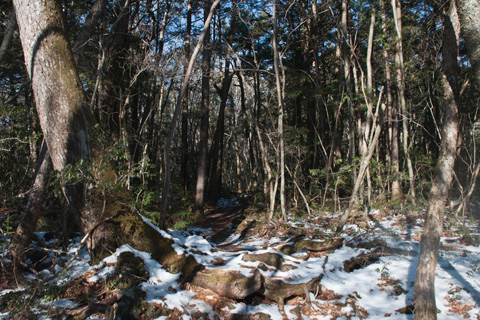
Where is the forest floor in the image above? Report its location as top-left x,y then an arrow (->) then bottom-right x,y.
0,197 -> 480,319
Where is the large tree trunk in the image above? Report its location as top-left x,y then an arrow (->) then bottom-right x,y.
414,4 -> 460,319
12,1 -> 211,277
13,0 -> 91,247
13,0 -> 90,172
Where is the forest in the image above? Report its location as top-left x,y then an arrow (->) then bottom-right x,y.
0,0 -> 480,319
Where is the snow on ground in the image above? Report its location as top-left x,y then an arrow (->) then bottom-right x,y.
1,205 -> 480,319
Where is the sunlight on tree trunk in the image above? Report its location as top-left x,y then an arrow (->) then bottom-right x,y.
13,0 -> 91,249
392,0 -> 416,203
272,0 -> 287,221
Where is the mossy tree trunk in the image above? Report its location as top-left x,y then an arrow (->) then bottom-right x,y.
13,0 -> 93,254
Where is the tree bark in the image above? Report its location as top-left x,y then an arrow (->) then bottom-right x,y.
13,0 -> 90,241
10,142 -> 51,262
0,11 -> 17,65
414,4 -> 460,318
456,0 -> 480,84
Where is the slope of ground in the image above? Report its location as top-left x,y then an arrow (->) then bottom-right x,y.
0,198 -> 479,319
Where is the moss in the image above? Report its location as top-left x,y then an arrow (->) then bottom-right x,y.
242,252 -> 284,269
278,237 -> 344,254
115,251 -> 148,288
88,208 -> 203,277
178,254 -> 204,284
192,269 -> 262,300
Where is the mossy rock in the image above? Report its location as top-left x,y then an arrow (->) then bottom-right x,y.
242,252 -> 284,269
102,211 -> 193,273
86,207 -> 203,284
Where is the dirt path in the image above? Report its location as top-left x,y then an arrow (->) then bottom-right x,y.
199,205 -> 247,244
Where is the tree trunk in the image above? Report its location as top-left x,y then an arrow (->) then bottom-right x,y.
10,142 -> 51,263
181,0 -> 192,193
338,90 -> 384,231
162,0 -> 220,219
0,11 -> 17,64
341,0 -> 355,165
195,0 -> 213,214
414,4 -> 460,318
456,0 -> 480,84
208,7 -> 236,199
13,0 -> 90,244
380,0 -> 401,199
392,0 -> 416,202
272,0 -> 287,221
208,73 -> 232,199
72,0 -> 106,58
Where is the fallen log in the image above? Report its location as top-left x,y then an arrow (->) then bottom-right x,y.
242,252 -> 284,269
278,237 -> 344,254
192,269 -> 263,300
262,275 -> 323,315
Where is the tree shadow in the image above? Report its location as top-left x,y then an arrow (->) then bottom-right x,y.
367,212 -> 419,310
438,256 -> 480,305
368,211 -> 480,313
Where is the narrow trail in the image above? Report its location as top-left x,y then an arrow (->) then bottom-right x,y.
199,204 -> 247,245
